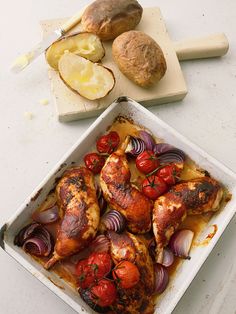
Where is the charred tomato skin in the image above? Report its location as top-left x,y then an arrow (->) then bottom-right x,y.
157,164 -> 181,185
142,175 -> 168,200
80,289 -> 111,313
136,150 -> 159,174
96,131 -> 120,154
112,260 -> 140,289
76,252 -> 113,289
87,252 -> 113,278
83,279 -> 117,308
84,153 -> 105,174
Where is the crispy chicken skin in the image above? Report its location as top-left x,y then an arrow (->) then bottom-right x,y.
153,177 -> 223,262
108,231 -> 155,314
44,167 -> 100,269
100,138 -> 152,233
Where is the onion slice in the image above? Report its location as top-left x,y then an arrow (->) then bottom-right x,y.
32,204 -> 59,224
154,264 -> 169,294
169,229 -> 194,259
125,136 -> 146,156
101,210 -> 126,233
139,130 -> 155,151
14,223 -> 54,257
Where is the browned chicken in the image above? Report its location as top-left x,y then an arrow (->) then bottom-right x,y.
153,176 -> 223,263
108,231 -> 155,314
100,138 -> 152,233
44,167 -> 100,269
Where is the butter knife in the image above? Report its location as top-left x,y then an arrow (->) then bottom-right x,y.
11,6 -> 87,73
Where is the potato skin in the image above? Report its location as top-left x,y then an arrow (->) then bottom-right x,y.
81,0 -> 143,41
112,31 -> 167,87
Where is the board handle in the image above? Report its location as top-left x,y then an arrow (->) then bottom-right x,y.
174,33 -> 229,61
60,6 -> 87,34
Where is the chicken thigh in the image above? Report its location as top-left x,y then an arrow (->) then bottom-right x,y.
153,176 -> 223,263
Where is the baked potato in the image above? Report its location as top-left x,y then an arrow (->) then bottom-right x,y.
81,0 -> 143,41
58,52 -> 115,100
46,32 -> 105,70
112,30 -> 167,87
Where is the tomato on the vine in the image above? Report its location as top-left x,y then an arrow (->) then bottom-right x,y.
96,131 -> 120,154
136,150 -> 159,174
84,153 -> 105,174
112,261 -> 140,289
76,252 -> 112,289
87,252 -> 113,278
76,259 -> 95,289
89,278 -> 117,307
157,164 -> 181,185
142,175 -> 168,200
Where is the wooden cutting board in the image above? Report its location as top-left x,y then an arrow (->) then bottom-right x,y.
40,7 -> 227,122
40,7 -> 186,122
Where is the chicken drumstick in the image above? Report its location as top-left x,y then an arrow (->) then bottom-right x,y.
44,167 -> 100,269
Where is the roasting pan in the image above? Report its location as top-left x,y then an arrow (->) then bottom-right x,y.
1,97 -> 236,314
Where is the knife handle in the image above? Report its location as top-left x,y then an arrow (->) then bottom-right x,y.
174,33 -> 229,61
61,6 -> 87,34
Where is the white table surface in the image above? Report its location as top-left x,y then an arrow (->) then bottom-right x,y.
0,0 -> 236,313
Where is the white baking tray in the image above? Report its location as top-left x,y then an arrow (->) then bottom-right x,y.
1,97 -> 236,314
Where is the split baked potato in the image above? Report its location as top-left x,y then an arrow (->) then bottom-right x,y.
46,32 -> 105,70
112,30 -> 167,87
58,52 -> 115,100
81,0 -> 143,40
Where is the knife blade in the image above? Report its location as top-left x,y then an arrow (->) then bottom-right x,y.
11,5 -> 87,73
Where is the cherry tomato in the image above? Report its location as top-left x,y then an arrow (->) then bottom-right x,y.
84,153 -> 105,174
157,164 -> 181,185
136,150 -> 159,174
142,175 -> 168,200
112,261 -> 140,289
96,131 -> 120,154
89,279 -> 117,307
76,252 -> 112,289
87,252 -> 113,278
76,259 -> 96,289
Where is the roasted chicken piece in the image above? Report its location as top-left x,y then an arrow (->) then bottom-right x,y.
45,167 -> 100,269
108,231 -> 155,314
153,176 -> 223,263
100,137 -> 152,233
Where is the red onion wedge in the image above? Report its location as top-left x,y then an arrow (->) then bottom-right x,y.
32,204 -> 59,224
153,143 -> 174,155
154,264 -> 169,294
101,210 -> 126,233
162,248 -> 175,267
14,223 -> 54,257
154,143 -> 186,164
95,184 -> 107,214
169,229 -> 194,259
68,235 -> 110,263
90,234 -> 110,253
157,149 -> 186,165
139,130 -> 155,151
148,239 -> 174,267
125,136 -> 146,156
